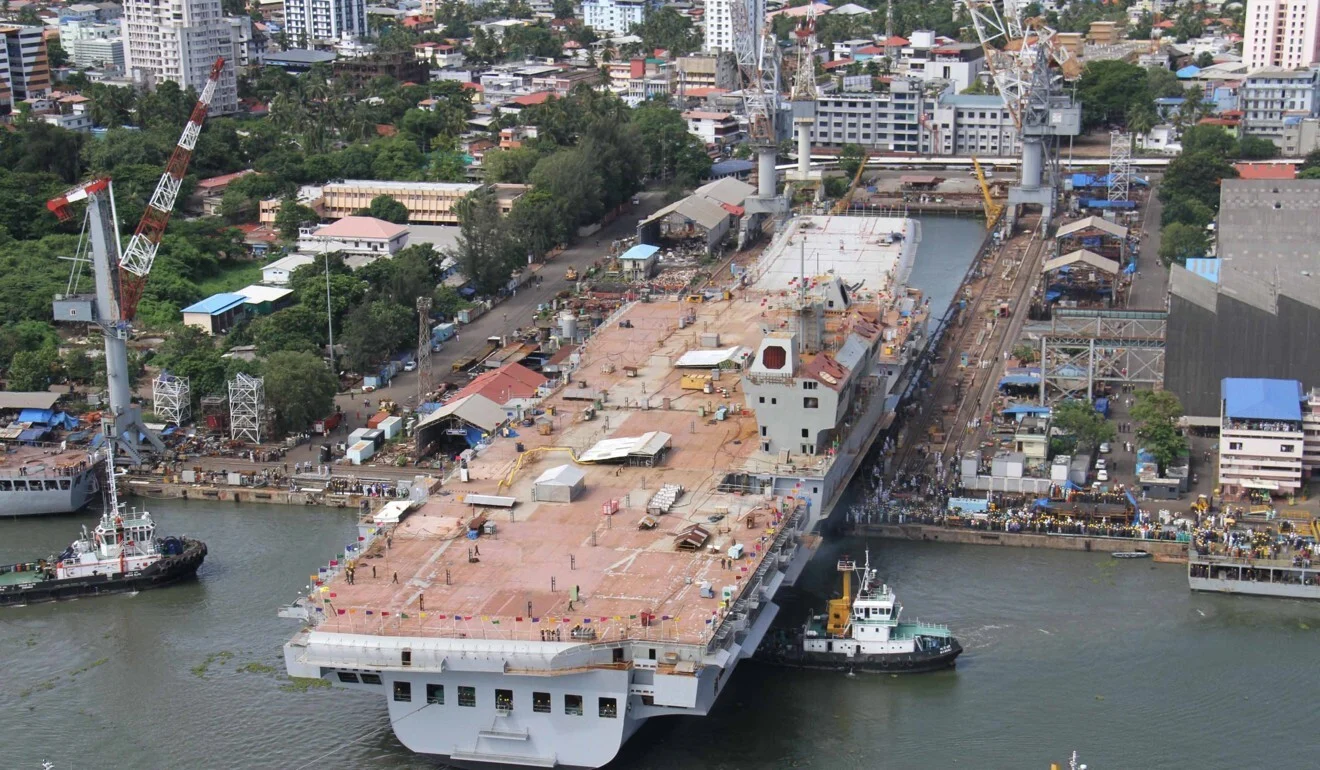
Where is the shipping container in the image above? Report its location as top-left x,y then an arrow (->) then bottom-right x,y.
346,440 -> 375,465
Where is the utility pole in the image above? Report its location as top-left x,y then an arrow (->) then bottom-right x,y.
416,295 -> 433,406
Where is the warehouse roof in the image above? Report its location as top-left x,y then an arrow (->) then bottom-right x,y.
0,391 -> 62,410
182,293 -> 248,315
1221,378 -> 1302,421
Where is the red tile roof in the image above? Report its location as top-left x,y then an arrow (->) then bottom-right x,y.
197,169 -> 256,190
453,363 -> 547,405
1232,162 -> 1296,180
510,91 -> 554,107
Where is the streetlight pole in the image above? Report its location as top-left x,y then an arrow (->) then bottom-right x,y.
324,243 -> 335,375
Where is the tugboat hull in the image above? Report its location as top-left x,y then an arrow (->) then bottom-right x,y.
0,539 -> 207,606
758,638 -> 963,673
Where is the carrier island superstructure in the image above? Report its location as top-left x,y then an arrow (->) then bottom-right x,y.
282,214 -> 929,768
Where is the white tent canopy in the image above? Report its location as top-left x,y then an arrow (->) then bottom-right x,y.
534,464 -> 585,486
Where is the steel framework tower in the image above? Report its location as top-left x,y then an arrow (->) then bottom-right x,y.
416,295 -> 433,406
787,3 -> 821,183
152,372 -> 192,426
229,373 -> 265,444
1107,130 -> 1132,202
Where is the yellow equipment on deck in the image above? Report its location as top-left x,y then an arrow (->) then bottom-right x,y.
972,156 -> 1003,229
831,150 -> 869,216
495,445 -> 590,492
825,557 -> 856,636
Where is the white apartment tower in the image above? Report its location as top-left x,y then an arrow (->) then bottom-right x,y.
1243,0 -> 1320,71
705,0 -> 763,56
122,0 -> 238,114
283,0 -> 367,47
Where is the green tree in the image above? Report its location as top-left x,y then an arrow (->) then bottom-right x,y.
1076,60 -> 1149,129
1157,222 -> 1209,266
1179,125 -> 1237,157
61,349 -> 96,385
482,147 -> 542,183
633,100 -> 711,184
1236,135 -> 1279,160
6,347 -> 58,390
1301,147 -> 1320,171
529,147 -> 603,228
250,305 -> 328,355
1299,167 -> 1320,180
1130,390 -> 1188,469
1050,399 -> 1117,452
506,189 -> 568,261
432,285 -> 473,319
359,194 -> 410,223
1160,197 -> 1215,229
1158,151 -> 1237,211
838,143 -> 866,180
633,7 -> 701,55
262,350 -> 339,435
153,326 -> 227,403
275,199 -> 320,240
340,300 -> 415,372
1195,51 -> 1216,69
1145,66 -> 1184,99
448,187 -> 518,296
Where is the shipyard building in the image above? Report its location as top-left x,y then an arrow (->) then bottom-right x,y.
1164,180 -> 1320,419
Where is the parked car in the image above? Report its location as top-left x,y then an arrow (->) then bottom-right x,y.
1099,442 -> 1111,454
1096,458 -> 1107,470
404,361 -> 417,372
1096,469 -> 1110,482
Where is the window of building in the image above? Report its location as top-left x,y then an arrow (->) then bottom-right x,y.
760,425 -> 767,437
337,672 -> 360,683
758,396 -> 765,403
495,689 -> 514,712
804,397 -> 819,409
771,398 -> 777,405
761,441 -> 771,452
1229,441 -> 1243,450
565,694 -> 584,715
360,673 -> 382,685
803,380 -> 818,390
802,428 -> 810,438
599,697 -> 618,718
1281,444 -> 1295,452
393,681 -> 412,702
458,686 -> 476,707
426,684 -> 444,704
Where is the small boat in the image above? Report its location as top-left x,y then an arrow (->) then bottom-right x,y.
0,447 -> 206,606
757,551 -> 961,673
1111,550 -> 1151,559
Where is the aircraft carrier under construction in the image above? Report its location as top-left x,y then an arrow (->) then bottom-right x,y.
282,213 -> 932,768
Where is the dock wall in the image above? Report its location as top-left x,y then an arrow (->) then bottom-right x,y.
126,480 -> 376,509
854,523 -> 1187,558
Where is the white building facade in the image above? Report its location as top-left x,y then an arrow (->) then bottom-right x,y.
1241,68 -> 1320,142
705,0 -> 763,56
283,0 -> 367,47
1243,0 -> 1320,71
583,0 -> 652,35
121,0 -> 238,114
1218,378 -> 1308,496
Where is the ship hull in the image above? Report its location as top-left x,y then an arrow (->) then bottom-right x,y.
0,539 -> 206,606
0,466 -> 99,516
756,638 -> 962,673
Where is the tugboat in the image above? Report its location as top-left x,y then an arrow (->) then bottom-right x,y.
0,448 -> 206,606
760,552 -> 961,673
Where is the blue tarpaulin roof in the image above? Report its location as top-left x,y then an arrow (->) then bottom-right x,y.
1070,173 -> 1148,188
18,408 -> 54,424
1184,257 -> 1220,284
17,428 -> 49,442
1176,65 -> 1201,78
619,244 -> 660,261
1221,378 -> 1303,421
1082,199 -> 1139,210
998,368 -> 1041,388
182,293 -> 247,315
1002,403 -> 1052,416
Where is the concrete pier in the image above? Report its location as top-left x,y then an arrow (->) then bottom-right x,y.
855,522 -> 1187,559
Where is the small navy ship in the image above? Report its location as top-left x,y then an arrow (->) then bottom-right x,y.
760,552 -> 961,673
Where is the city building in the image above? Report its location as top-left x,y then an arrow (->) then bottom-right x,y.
0,26 -> 51,106
59,20 -> 125,71
683,110 -> 742,147
320,180 -> 481,224
262,48 -> 338,74
121,0 -> 239,115
261,254 -> 315,285
1305,386 -> 1320,477
1243,0 -> 1320,71
904,38 -> 985,93
187,169 -> 257,216
705,0 -> 762,56
1217,378 -> 1307,496
1241,68 -> 1320,143
39,94 -> 94,131
583,0 -> 653,35
283,0 -> 367,47
809,78 -> 927,152
227,15 -> 263,73
928,92 -> 1020,157
296,216 -> 410,262
1281,115 -> 1320,154
1164,179 -> 1320,418
676,53 -> 738,92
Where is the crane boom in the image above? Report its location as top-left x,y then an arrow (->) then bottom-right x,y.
118,57 -> 226,320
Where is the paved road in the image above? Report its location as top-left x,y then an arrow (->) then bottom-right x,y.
254,191 -> 671,470
1129,176 -> 1169,310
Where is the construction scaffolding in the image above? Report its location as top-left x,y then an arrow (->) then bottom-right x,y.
228,373 -> 265,444
416,295 -> 432,406
1107,131 -> 1132,202
151,372 -> 191,426
1034,309 -> 1166,403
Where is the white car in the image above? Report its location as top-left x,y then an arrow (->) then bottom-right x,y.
404,361 -> 417,372
1099,442 -> 1111,454
1096,469 -> 1110,482
1095,458 -> 1107,470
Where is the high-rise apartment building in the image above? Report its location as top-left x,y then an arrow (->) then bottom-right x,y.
0,26 -> 51,108
1243,0 -> 1320,71
121,0 -> 238,115
705,0 -> 763,56
283,0 -> 367,48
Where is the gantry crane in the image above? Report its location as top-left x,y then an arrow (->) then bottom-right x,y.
47,57 -> 226,463
972,156 -> 1004,229
731,0 -> 788,218
963,1 -> 1080,229
787,3 -> 821,185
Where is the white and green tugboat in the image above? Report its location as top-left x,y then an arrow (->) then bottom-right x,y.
760,552 -> 962,673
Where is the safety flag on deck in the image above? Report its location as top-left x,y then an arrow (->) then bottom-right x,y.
492,619 -> 500,625
365,610 -> 374,615
337,609 -> 346,615
381,611 -> 390,617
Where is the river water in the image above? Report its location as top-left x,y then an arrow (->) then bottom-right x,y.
7,218 -> 1316,769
